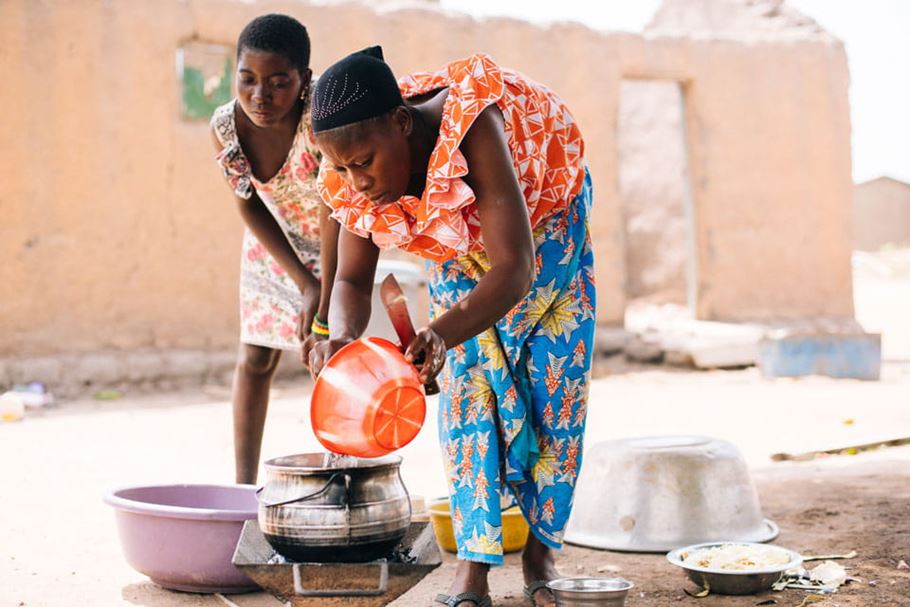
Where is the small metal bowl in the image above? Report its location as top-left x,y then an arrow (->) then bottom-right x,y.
546,577 -> 634,606
666,542 -> 802,595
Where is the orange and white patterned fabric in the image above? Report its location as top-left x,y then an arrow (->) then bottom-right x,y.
318,54 -> 586,262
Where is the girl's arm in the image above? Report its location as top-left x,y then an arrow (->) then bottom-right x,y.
211,128 -> 321,334
406,103 -> 535,380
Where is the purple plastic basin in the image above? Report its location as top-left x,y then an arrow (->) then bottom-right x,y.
104,484 -> 259,593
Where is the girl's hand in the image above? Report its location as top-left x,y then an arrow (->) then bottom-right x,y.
307,338 -> 353,379
404,327 -> 447,383
296,275 -> 321,343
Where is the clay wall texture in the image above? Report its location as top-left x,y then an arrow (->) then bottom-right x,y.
853,177 -> 910,251
0,0 -> 855,359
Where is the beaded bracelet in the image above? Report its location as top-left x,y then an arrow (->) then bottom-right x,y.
311,316 -> 330,337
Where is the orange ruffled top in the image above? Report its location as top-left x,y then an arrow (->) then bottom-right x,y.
317,54 -> 586,263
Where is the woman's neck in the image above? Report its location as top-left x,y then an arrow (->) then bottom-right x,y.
405,95 -> 445,197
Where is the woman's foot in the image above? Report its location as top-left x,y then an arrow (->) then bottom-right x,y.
521,534 -> 559,607
437,561 -> 490,606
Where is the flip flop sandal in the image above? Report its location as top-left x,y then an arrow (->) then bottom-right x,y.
523,580 -> 556,606
434,591 -> 494,607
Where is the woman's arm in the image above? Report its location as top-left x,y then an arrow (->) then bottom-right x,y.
300,201 -> 341,364
307,227 -> 380,375
236,193 -> 320,293
417,104 -> 535,348
405,104 -> 534,382
315,201 -> 341,322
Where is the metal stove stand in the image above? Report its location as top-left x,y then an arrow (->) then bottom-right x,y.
232,520 -> 441,606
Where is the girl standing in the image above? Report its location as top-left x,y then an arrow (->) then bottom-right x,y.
211,14 -> 338,484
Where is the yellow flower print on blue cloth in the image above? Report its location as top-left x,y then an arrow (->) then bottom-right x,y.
429,170 -> 595,565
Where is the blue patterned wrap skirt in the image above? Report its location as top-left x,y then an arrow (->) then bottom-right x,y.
428,170 -> 595,565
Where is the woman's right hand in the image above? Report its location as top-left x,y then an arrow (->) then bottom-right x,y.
300,331 -> 326,367
307,338 -> 353,379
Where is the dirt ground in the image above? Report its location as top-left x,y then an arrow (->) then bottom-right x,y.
2,367 -> 909,607
391,457 -> 910,607
2,250 -> 909,607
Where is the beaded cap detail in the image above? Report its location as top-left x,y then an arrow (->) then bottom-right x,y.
311,73 -> 367,121
311,46 -> 403,133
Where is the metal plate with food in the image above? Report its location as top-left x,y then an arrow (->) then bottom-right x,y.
666,541 -> 803,595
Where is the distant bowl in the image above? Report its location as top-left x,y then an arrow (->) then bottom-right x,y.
666,541 -> 802,595
428,498 -> 528,553
104,484 -> 259,593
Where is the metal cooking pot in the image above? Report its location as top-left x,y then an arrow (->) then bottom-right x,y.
257,453 -> 410,562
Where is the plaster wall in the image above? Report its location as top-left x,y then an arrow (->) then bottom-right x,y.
854,178 -> 910,251
618,36 -> 855,321
0,0 -> 854,361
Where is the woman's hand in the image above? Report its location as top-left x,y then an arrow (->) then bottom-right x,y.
404,326 -> 447,383
307,338 -> 353,379
300,331 -> 326,367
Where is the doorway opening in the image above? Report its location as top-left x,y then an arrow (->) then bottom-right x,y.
617,79 -> 697,328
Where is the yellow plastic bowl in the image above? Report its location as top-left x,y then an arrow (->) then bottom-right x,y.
428,498 -> 529,553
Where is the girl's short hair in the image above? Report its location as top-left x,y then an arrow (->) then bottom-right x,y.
236,14 -> 310,74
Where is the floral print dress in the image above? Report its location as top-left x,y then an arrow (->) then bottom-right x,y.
211,91 -> 322,350
318,55 -> 595,565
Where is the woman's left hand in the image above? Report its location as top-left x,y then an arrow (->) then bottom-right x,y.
307,337 -> 353,379
404,326 -> 447,383
300,331 -> 327,366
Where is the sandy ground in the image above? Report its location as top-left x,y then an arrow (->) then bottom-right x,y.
2,364 -> 909,607
2,251 -> 909,607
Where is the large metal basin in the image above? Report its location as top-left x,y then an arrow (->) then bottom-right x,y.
565,436 -> 777,552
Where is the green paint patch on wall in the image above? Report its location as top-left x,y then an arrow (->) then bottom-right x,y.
178,42 -> 233,120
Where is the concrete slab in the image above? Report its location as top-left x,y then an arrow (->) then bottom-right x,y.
759,332 -> 882,380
